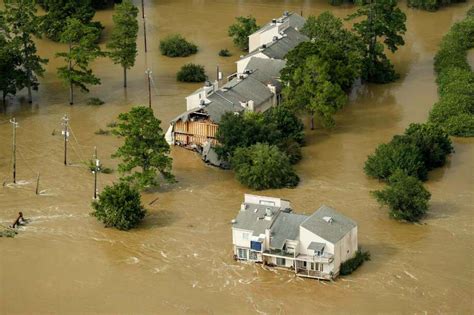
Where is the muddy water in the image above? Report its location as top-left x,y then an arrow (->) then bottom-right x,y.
1,1 -> 473,314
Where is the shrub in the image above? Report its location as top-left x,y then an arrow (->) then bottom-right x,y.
94,128 -> 110,135
91,181 -> 146,230
176,63 -> 207,83
231,143 -> 299,190
218,49 -> 231,57
340,249 -> 370,276
364,136 -> 427,181
372,170 -> 431,222
159,34 -> 197,57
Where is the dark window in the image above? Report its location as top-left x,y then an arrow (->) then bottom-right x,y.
250,241 -> 262,251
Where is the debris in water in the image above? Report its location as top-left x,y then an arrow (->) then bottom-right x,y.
404,271 -> 418,280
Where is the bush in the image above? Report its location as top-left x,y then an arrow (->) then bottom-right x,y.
94,128 -> 110,135
218,49 -> 231,57
159,34 -> 197,57
231,143 -> 299,190
364,136 -> 427,181
340,249 -> 370,276
372,170 -> 431,222
91,181 -> 146,230
176,63 -> 207,83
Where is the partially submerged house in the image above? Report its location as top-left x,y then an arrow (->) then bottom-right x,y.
166,12 -> 308,165
231,194 -> 358,280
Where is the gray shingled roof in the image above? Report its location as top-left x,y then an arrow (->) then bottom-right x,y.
301,205 -> 357,244
261,27 -> 308,59
270,212 -> 308,249
256,12 -> 305,34
244,57 -> 286,83
233,204 -> 281,236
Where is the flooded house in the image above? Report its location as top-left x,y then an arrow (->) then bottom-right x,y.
165,12 -> 308,166
231,194 -> 358,280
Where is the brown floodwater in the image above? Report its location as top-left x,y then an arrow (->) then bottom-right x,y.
1,1 -> 473,314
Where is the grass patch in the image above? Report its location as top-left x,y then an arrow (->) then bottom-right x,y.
106,121 -> 117,128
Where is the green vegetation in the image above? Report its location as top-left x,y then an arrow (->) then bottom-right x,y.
176,63 -> 207,83
283,12 -> 363,129
38,0 -> 103,42
407,0 -> 466,11
0,0 -> 48,104
231,143 -> 299,190
364,123 -> 453,181
429,10 -> 474,137
0,226 -> 18,238
348,0 -> 406,83
228,16 -> 259,51
107,0 -> 139,88
91,181 -> 146,230
87,97 -> 105,106
94,128 -> 110,135
111,106 -> 174,189
56,18 -> 104,105
340,250 -> 370,276
218,49 -> 231,57
159,34 -> 197,57
85,159 -> 113,174
373,170 -> 431,222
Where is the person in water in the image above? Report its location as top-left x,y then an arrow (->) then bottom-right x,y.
11,212 -> 26,228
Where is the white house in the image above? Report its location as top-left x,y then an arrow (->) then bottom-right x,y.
232,194 -> 358,280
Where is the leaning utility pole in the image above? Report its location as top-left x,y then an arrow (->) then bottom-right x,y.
141,0 -> 145,19
9,118 -> 18,184
92,146 -> 100,199
61,115 -> 69,165
146,69 -> 152,108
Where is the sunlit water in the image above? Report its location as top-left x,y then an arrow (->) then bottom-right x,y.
1,1 -> 473,314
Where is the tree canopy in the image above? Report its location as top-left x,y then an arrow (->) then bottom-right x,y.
176,63 -> 207,83
91,181 -> 146,230
112,106 -> 174,189
348,0 -> 406,83
228,16 -> 259,51
373,170 -> 431,222
107,0 -> 139,88
231,143 -> 299,190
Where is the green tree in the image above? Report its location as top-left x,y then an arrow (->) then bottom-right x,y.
176,63 -> 207,83
364,136 -> 427,181
348,0 -> 406,83
56,18 -> 104,105
112,106 -> 174,189
231,143 -> 299,190
228,16 -> 259,51
91,181 -> 146,230
1,0 -> 48,104
159,34 -> 197,57
38,0 -> 101,42
0,35 -> 25,105
404,123 -> 454,170
283,55 -> 347,129
107,0 -> 139,88
373,170 -> 431,222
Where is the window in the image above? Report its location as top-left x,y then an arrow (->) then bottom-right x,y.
259,200 -> 275,206
276,258 -> 286,266
250,241 -> 262,251
249,251 -> 258,260
237,248 -> 248,260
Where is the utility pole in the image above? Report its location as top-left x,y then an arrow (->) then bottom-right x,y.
146,69 -> 152,108
9,118 -> 18,184
93,146 -> 100,200
143,15 -> 148,53
61,114 -> 69,166
35,172 -> 40,195
141,0 -> 145,19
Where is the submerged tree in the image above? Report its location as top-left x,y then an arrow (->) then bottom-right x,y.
228,15 -> 259,51
1,0 -> 48,104
373,170 -> 431,222
56,18 -> 104,105
348,0 -> 406,83
107,0 -> 139,88
91,181 -> 146,231
112,106 -> 174,189
0,35 -> 25,105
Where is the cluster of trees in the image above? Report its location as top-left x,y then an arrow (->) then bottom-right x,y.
281,5 -> 406,130
228,16 -> 259,51
0,0 -> 139,106
365,123 -> 453,221
215,106 -> 304,190
91,106 -> 174,230
429,8 -> 474,137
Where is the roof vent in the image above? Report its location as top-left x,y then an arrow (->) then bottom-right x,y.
204,80 -> 212,87
231,219 -> 237,224
240,204 -> 248,211
265,208 -> 273,217
272,19 -> 277,24
283,11 -> 290,17
272,36 -> 278,42
323,216 -> 333,224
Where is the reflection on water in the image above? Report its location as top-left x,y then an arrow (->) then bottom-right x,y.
1,1 -> 473,314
